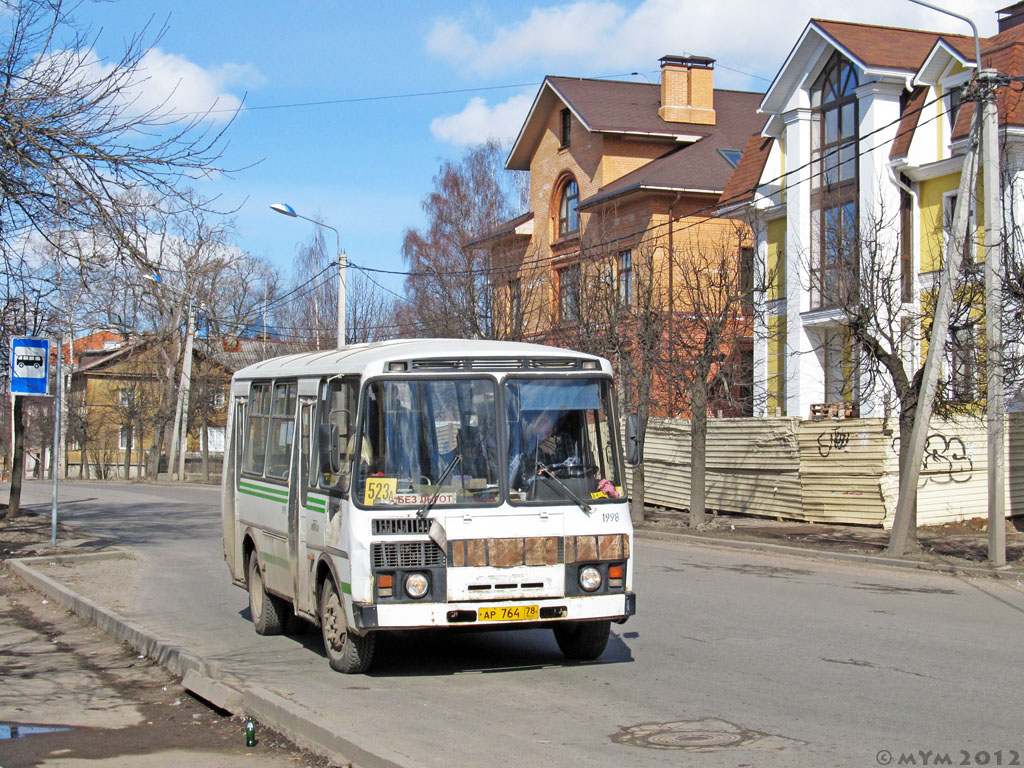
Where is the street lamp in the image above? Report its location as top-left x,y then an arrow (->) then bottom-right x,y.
145,273 -> 196,483
270,203 -> 348,348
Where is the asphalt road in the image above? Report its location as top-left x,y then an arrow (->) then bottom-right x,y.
14,480 -> 1024,768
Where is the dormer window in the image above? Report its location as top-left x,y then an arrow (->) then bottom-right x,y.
558,177 -> 579,237
560,108 -> 571,148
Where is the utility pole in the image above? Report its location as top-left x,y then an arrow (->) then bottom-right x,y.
51,333 -> 62,547
173,299 -> 196,482
889,111 -> 981,556
900,0 -> 1006,565
980,68 -> 1006,566
270,203 -> 348,348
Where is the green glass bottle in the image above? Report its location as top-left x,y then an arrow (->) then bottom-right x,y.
245,716 -> 256,747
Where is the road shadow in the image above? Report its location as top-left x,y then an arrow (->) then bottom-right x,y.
237,607 -> 634,676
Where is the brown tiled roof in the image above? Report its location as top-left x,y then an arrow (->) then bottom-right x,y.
578,90 -> 765,208
813,19 -> 976,72
950,24 -> 1024,141
890,86 -> 928,160
719,134 -> 774,208
547,77 -> 709,138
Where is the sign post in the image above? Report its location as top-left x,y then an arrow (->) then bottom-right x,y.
50,335 -> 62,547
9,336 -> 59,545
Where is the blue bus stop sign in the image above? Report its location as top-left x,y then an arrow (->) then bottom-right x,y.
11,337 -> 50,395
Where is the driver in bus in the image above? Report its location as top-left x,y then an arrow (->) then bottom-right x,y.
508,410 -> 577,491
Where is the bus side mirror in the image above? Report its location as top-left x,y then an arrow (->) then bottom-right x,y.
625,413 -> 641,466
318,424 -> 341,476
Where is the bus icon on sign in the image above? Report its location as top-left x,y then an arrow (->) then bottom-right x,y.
10,337 -> 50,395
15,354 -> 43,369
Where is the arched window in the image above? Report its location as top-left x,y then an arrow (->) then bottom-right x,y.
558,177 -> 579,237
810,51 -> 859,310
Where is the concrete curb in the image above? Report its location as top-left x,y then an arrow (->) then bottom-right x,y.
7,556 -> 411,768
636,528 -> 1020,580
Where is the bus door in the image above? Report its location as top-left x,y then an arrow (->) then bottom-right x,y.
293,393 -> 321,616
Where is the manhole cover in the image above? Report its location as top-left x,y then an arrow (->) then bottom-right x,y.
612,718 -> 766,751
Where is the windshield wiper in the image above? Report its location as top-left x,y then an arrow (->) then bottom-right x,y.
536,463 -> 592,514
416,455 -> 462,519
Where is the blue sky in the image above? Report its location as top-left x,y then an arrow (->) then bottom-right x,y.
71,0 -> 999,295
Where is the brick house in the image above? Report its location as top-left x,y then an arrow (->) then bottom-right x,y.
726,6 -> 1024,421
67,338 -> 232,479
469,56 -> 764,416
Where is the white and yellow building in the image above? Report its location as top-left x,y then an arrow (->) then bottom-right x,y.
725,6 -> 1024,420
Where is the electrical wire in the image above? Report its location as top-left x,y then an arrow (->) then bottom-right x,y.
351,88 -> 956,282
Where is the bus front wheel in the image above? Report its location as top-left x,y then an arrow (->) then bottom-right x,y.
248,554 -> 286,636
319,579 -> 375,674
553,619 -> 611,660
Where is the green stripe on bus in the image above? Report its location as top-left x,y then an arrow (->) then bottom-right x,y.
239,481 -> 288,501
340,581 -> 351,595
261,552 -> 289,569
239,486 -> 287,503
239,480 -> 287,497
306,497 -> 327,511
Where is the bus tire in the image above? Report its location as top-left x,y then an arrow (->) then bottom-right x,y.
248,553 -> 286,636
319,578 -> 375,674
553,619 -> 611,660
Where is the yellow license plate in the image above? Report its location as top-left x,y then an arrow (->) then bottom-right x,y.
477,605 -> 539,622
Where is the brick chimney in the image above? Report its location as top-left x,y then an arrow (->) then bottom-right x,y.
658,55 -> 716,125
997,1 -> 1024,32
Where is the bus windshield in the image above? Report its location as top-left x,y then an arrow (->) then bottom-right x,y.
506,378 -> 622,504
356,379 -> 500,507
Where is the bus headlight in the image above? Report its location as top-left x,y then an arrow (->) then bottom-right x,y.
405,573 -> 430,599
578,566 -> 602,592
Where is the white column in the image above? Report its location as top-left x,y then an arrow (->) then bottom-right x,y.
855,80 -> 906,417
783,107 -> 817,419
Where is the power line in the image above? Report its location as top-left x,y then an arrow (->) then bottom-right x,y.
358,89 -> 953,281
175,71 -> 646,118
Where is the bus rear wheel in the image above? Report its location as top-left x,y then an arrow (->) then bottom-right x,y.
248,554 -> 286,636
319,578 -> 375,674
553,619 -> 611,660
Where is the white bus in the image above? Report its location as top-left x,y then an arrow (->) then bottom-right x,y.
222,339 -> 636,673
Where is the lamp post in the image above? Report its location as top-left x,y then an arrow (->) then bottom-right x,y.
270,203 -> 347,348
146,274 -> 197,483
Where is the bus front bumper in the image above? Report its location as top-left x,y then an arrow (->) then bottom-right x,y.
353,592 -> 635,631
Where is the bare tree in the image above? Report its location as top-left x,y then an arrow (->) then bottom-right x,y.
1,0 -> 237,512
665,221 -> 756,526
548,213 -> 668,526
0,0 -> 233,253
402,140 -> 526,338
1,243 -> 60,518
796,188 -> 984,549
276,231 -> 397,346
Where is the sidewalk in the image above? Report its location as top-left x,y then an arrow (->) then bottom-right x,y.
640,507 -> 1024,577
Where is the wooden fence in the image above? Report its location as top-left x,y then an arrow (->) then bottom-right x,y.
641,415 -> 1023,528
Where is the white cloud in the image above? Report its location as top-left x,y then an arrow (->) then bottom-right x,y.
430,92 -> 533,147
45,47 -> 261,124
127,49 -> 263,122
428,0 -> 1000,87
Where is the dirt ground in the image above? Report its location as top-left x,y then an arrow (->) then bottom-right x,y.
0,515 -> 342,768
643,507 -> 1024,570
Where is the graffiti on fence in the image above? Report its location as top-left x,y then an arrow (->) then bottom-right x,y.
891,432 -> 974,484
922,434 -> 973,484
816,427 -> 850,458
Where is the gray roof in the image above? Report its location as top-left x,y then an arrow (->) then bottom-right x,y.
230,338 -> 610,381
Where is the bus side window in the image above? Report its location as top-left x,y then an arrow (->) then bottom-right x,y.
265,381 -> 297,479
242,383 -> 271,475
319,378 -> 359,494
